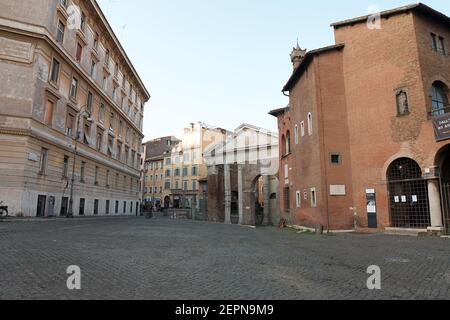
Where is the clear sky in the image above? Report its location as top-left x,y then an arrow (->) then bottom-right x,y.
97,0 -> 449,140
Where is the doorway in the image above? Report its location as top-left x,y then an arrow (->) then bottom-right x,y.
435,144 -> 450,234
60,197 -> 68,217
252,176 -> 265,226
37,195 -> 46,217
79,198 -> 85,216
387,158 -> 430,229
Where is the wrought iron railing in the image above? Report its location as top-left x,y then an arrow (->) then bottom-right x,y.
429,105 -> 450,117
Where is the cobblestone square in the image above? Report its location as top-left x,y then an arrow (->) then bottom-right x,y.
0,217 -> 449,300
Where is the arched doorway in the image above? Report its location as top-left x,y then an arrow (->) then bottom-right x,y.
387,158 -> 430,229
164,196 -> 171,209
251,175 -> 265,226
435,144 -> 450,232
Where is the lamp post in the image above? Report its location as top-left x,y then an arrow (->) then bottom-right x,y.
67,105 -> 91,218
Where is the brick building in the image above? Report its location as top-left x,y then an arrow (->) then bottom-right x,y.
271,3 -> 450,234
0,0 -> 150,216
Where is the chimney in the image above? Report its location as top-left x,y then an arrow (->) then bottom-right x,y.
290,41 -> 307,70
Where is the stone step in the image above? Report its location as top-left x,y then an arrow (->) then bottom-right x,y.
384,228 -> 428,237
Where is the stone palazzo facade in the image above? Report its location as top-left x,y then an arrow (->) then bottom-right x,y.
0,0 -> 150,217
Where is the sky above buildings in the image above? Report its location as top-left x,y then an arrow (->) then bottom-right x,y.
97,0 -> 449,140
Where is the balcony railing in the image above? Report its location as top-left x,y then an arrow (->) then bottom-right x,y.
429,105 -> 450,118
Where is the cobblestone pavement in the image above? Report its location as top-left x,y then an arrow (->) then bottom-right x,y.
0,216 -> 449,300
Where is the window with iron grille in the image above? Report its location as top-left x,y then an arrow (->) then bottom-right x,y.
387,158 -> 430,229
284,187 -> 290,212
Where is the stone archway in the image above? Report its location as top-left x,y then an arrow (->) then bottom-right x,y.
386,157 -> 430,229
435,144 -> 450,233
251,175 -> 264,226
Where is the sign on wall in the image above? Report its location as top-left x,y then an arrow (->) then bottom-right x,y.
433,113 -> 450,142
366,189 -> 377,229
330,185 -> 346,196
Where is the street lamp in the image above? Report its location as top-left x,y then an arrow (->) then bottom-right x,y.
67,105 -> 92,218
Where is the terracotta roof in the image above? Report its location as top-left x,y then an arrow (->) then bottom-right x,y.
331,3 -> 449,28
282,44 -> 345,92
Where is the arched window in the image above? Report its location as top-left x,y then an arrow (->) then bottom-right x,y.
281,135 -> 286,156
396,90 -> 409,115
307,113 -> 313,136
431,81 -> 449,116
294,125 -> 299,144
285,131 -> 291,154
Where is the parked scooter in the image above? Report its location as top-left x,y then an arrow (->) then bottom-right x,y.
0,201 -> 8,218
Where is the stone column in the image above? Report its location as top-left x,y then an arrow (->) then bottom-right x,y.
262,175 -> 270,226
224,164 -> 231,224
238,164 -> 244,225
428,178 -> 443,230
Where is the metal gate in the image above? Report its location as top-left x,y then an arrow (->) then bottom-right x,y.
387,158 -> 430,229
439,180 -> 450,234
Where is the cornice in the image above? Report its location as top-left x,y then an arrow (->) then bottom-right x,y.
0,20 -> 145,139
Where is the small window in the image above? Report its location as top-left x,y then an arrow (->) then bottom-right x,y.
50,59 -> 60,83
99,104 -> 105,124
296,191 -> 301,208
75,42 -> 83,62
300,121 -> 305,137
56,20 -> 65,44
86,92 -> 93,113
65,112 -> 74,137
294,125 -> 299,144
284,187 -> 290,212
63,155 -> 69,178
93,32 -> 99,50
396,90 -> 409,115
106,170 -> 110,187
310,188 -> 317,208
80,12 -> 86,31
90,61 -> 96,77
307,113 -> 313,136
39,148 -> 49,174
44,100 -> 54,126
69,77 -> 78,99
438,36 -> 446,55
285,132 -> 291,154
80,161 -> 86,183
331,153 -> 341,165
96,130 -> 103,151
431,33 -> 438,52
94,166 -> 99,185
431,81 -> 449,116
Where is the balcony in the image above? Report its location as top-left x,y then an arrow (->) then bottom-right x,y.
429,105 -> 450,118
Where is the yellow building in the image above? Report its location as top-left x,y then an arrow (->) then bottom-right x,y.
161,123 -> 229,211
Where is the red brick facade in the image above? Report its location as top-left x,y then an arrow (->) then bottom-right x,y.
271,4 -> 450,231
